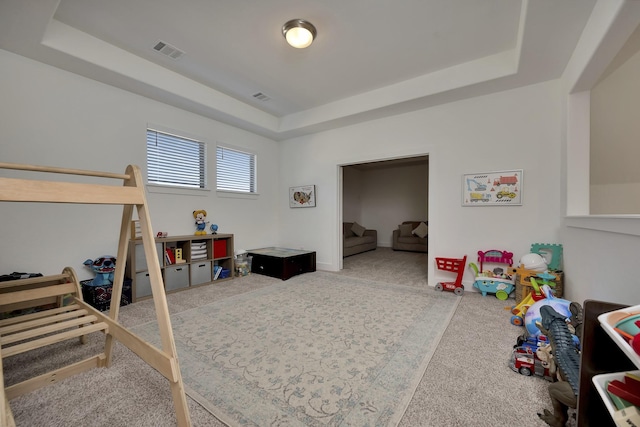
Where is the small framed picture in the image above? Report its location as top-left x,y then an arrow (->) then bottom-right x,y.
289,185 -> 316,208
462,170 -> 523,206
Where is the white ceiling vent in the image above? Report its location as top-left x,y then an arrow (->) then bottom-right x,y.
252,92 -> 271,102
152,40 -> 184,60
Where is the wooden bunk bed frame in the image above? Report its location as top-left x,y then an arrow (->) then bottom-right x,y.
0,162 -> 191,426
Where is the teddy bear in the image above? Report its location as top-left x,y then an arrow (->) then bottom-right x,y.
83,255 -> 116,286
193,209 -> 209,235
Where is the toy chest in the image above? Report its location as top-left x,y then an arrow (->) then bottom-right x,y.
81,278 -> 132,312
514,270 -> 564,303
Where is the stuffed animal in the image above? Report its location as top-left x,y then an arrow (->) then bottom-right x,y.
193,209 -> 209,235
83,256 -> 116,286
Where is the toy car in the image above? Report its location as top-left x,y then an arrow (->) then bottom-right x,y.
509,345 -> 554,381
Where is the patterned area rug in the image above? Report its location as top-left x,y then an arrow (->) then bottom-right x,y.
132,271 -> 460,426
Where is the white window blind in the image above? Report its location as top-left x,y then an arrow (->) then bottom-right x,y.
147,129 -> 206,189
216,146 -> 256,193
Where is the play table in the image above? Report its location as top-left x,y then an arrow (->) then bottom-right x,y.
247,247 -> 316,280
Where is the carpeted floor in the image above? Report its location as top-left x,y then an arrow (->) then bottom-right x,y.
131,271 -> 460,426
5,247 -> 560,426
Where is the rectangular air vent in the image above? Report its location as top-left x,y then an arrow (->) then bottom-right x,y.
152,40 -> 184,60
252,92 -> 271,102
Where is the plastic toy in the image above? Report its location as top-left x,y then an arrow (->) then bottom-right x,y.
469,249 -> 515,300
83,255 -> 116,286
530,243 -> 563,271
524,285 -> 572,338
630,321 -> 640,356
536,303 -> 583,427
510,272 -> 557,326
511,293 -> 536,326
210,223 -> 219,234
510,331 -> 554,380
510,344 -> 555,381
193,209 -> 209,235
435,255 -> 467,296
519,253 -> 548,272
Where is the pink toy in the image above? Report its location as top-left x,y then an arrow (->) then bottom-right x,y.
477,249 -> 514,271
469,249 -> 515,300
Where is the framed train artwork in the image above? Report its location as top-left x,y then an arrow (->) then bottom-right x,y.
462,170 -> 523,207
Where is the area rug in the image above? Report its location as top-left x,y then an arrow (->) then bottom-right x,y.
131,271 -> 460,426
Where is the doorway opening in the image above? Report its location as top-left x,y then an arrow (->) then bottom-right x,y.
340,155 -> 429,270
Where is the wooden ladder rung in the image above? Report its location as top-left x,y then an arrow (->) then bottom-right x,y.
1,321 -> 108,358
1,315 -> 101,346
0,304 -> 82,328
0,308 -> 90,336
0,283 -> 76,307
0,273 -> 70,290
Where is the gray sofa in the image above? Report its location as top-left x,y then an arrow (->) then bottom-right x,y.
392,221 -> 428,252
343,222 -> 377,257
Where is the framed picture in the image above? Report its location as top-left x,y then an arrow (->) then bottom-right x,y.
462,170 -> 523,206
289,185 -> 316,208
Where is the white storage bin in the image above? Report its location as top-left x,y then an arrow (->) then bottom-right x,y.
135,271 -> 152,299
190,261 -> 212,286
165,266 -> 189,291
599,305 -> 640,369
134,242 -> 163,271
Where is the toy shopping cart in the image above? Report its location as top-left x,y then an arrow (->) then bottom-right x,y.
435,255 -> 467,296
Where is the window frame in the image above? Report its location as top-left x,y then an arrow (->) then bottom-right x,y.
216,144 -> 257,195
146,127 -> 208,192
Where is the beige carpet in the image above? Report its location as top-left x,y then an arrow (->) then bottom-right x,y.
130,271 -> 460,426
5,248 -> 559,426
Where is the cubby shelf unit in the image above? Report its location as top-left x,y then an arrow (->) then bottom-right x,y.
127,234 -> 234,302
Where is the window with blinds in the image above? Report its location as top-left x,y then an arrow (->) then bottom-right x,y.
216,146 -> 256,193
146,129 -> 206,189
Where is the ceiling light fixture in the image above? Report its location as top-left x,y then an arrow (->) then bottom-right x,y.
282,19 -> 317,49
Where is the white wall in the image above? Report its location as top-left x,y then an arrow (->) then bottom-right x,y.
9,1 -> 639,306
358,163 -> 428,247
279,79 -> 564,286
561,0 -> 640,306
590,43 -> 640,214
342,167 -> 362,223
0,49 -> 280,281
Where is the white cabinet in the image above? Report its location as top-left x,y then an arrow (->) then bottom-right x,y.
591,304 -> 640,426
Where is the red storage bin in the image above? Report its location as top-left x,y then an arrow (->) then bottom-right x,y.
214,240 -> 227,258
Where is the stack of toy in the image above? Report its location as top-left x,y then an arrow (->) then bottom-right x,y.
513,243 -> 564,303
